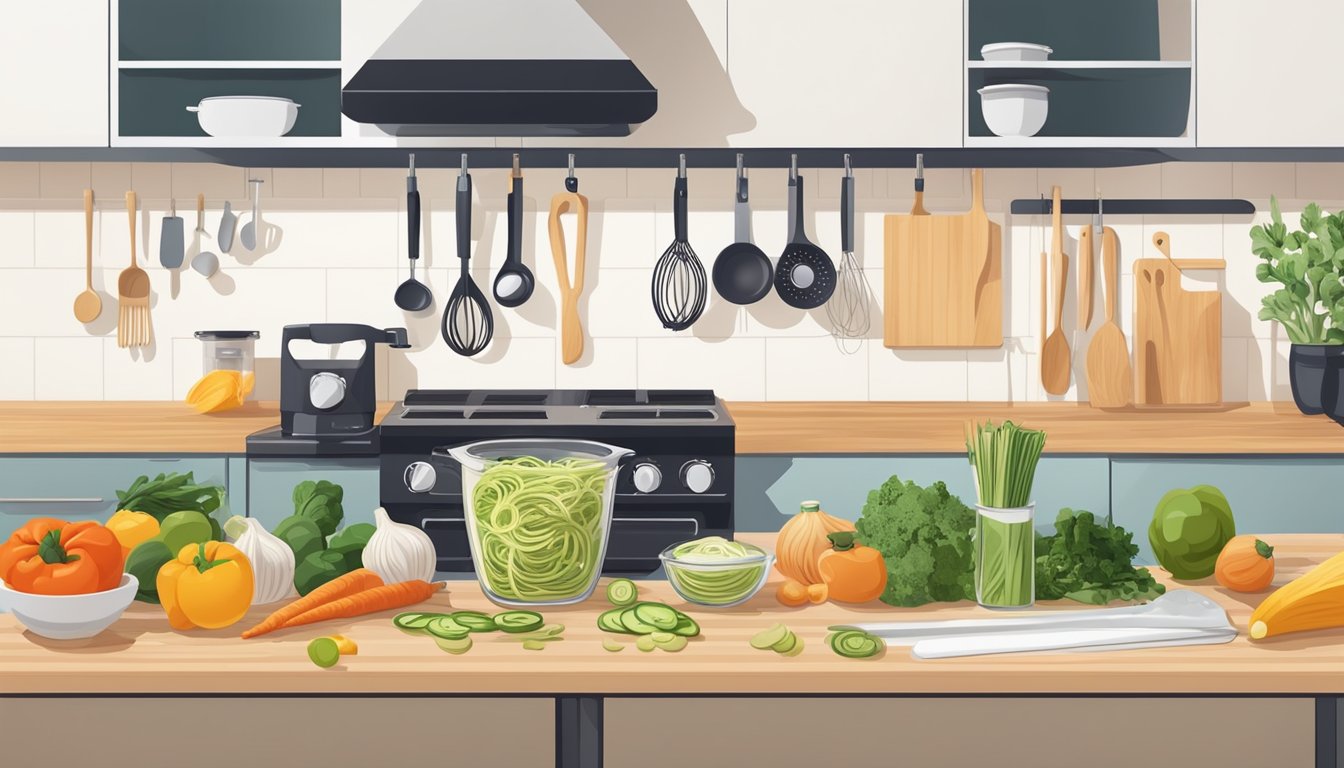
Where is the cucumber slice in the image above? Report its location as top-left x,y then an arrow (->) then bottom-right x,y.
522,640 -> 547,651
602,639 -> 625,653
434,635 -> 473,655
650,631 -> 676,644
827,630 -> 884,659
606,578 -> 638,607
493,610 -> 545,634
653,634 -> 688,652
425,616 -> 471,640
451,611 -> 498,632
597,609 -> 632,634
635,635 -> 656,652
781,636 -> 806,657
633,602 -> 680,631
670,615 -> 701,638
619,608 -> 658,635
771,631 -> 798,655
307,637 -> 340,668
750,623 -> 791,651
393,612 -> 440,633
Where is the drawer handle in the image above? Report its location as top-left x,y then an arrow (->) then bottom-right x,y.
0,497 -> 107,506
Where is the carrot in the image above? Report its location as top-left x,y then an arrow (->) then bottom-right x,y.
241,568 -> 384,639
278,580 -> 444,632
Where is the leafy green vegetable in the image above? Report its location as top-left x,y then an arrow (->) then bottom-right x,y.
856,475 -> 976,607
292,480 -> 344,537
274,515 -> 326,563
328,522 -> 374,571
1250,196 -> 1344,344
1035,509 -> 1165,605
115,472 -> 225,523
294,550 -> 348,596
966,420 -> 1046,508
124,539 -> 175,603
1149,485 -> 1236,580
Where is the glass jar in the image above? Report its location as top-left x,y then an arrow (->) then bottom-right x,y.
194,331 -> 259,402
975,503 -> 1035,609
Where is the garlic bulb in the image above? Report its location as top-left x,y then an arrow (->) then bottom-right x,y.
232,516 -> 296,605
363,507 -> 436,583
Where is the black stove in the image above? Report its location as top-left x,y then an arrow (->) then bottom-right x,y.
379,389 -> 735,574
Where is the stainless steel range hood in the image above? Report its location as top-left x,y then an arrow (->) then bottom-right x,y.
341,0 -> 658,137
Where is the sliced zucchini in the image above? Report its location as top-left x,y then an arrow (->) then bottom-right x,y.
597,609 -> 632,634
425,616 -> 471,640
393,612 -> 440,634
827,630 -> 884,659
606,578 -> 638,607
493,610 -> 545,634
653,634 -> 688,653
522,640 -> 547,651
750,623 -> 791,651
632,602 -> 680,631
670,614 -> 701,638
635,635 -> 656,652
602,639 -> 625,653
771,631 -> 799,655
434,635 -> 473,655
781,635 -> 806,657
619,608 -> 658,635
450,611 -> 498,632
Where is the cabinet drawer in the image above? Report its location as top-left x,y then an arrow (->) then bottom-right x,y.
245,459 -> 379,530
0,457 -> 229,523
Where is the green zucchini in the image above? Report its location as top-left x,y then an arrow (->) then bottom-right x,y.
653,634 -> 688,652
618,607 -> 658,635
632,602 -> 680,631
826,630 -> 884,659
434,635 -> 473,655
670,614 -> 701,638
602,639 -> 625,653
425,616 -> 471,641
597,609 -> 632,634
606,578 -> 638,607
750,624 -> 791,651
635,635 -> 656,652
393,612 -> 440,633
450,611 -> 498,632
493,610 -> 545,634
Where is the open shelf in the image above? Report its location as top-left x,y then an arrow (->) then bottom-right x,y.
968,60 -> 1191,70
118,60 -> 341,70
966,136 -> 1195,149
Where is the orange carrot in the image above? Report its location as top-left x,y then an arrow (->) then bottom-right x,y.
278,580 -> 444,631
241,568 -> 384,639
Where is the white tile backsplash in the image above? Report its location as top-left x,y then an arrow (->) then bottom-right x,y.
0,160 -> 1317,403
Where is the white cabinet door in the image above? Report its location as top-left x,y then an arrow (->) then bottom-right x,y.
0,2 -> 109,147
1197,0 -> 1344,147
727,0 -> 963,147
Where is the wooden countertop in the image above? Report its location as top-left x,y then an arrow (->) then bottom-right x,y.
3,534 -> 1342,696
1,401 -> 1342,455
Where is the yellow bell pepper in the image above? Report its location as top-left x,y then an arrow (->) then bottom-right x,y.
106,510 -> 160,559
157,541 -> 254,630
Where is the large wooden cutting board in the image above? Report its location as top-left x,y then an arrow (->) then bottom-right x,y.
1134,237 -> 1223,407
884,169 -> 1002,347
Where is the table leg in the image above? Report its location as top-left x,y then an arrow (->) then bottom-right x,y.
556,695 -> 603,768
1318,696 -> 1339,768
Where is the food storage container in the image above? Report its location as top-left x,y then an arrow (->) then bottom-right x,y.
980,42 -> 1053,62
186,96 -> 301,138
978,83 -> 1050,137
441,438 -> 633,607
661,538 -> 773,607
194,330 -> 259,401
975,503 -> 1035,609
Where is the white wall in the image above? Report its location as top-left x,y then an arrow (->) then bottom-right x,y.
0,160 -> 1328,402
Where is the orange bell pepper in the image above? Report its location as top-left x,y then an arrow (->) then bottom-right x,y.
817,531 -> 888,604
0,517 -> 126,595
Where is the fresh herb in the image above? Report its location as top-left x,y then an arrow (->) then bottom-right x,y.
115,472 -> 225,523
966,420 -> 1046,508
1035,509 -> 1165,605
855,475 -> 976,607
292,480 -> 345,537
1250,196 -> 1344,344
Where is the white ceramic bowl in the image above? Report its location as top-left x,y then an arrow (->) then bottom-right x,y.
978,84 -> 1050,137
186,96 -> 300,138
1,574 -> 138,640
981,42 -> 1053,62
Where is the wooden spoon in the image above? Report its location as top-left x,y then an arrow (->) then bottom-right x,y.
1040,186 -> 1071,395
1086,226 -> 1132,408
73,188 -> 101,323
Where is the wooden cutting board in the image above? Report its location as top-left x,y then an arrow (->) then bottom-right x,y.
1134,232 -> 1224,407
884,169 -> 1002,347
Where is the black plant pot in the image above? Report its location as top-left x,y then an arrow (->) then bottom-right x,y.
1288,343 -> 1344,416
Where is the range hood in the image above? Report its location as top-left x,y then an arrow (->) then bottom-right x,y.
341,0 -> 657,137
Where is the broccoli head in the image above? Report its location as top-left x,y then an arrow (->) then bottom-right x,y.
855,475 -> 976,607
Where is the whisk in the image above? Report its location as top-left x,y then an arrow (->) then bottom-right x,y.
826,154 -> 870,338
441,154 -> 494,356
652,154 -> 707,331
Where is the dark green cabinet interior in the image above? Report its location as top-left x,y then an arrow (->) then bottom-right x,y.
969,68 -> 1191,138
968,0 -> 1162,60
119,70 -> 341,137
119,0 -> 340,61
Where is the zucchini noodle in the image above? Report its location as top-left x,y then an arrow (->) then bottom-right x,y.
664,536 -> 769,606
470,456 -> 608,603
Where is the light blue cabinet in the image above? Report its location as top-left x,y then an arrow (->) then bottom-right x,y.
0,457 -> 230,524
1111,458 -> 1344,565
737,455 -> 1110,534
244,458 -> 380,531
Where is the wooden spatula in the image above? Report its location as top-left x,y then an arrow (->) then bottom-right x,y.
1040,186 -> 1071,395
117,191 -> 151,348
1086,226 -> 1132,408
549,164 -> 589,365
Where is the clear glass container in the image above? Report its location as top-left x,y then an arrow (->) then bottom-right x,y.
975,503 -> 1036,609
660,541 -> 773,607
441,438 -> 633,607
195,331 -> 258,374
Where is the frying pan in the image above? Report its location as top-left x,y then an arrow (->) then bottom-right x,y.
712,154 -> 772,305
774,160 -> 835,309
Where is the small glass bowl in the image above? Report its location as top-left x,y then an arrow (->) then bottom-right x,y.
660,541 -> 773,607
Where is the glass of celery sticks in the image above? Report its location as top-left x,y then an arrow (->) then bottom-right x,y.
967,420 -> 1046,609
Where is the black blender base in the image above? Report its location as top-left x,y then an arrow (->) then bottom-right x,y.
245,425 -> 381,458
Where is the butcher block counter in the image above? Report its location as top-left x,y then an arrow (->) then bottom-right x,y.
3,534 -> 1342,768
1,400 -> 1342,455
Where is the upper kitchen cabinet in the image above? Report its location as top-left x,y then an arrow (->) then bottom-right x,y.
1196,0 -> 1344,147
0,3 -> 109,147
725,1 -> 964,148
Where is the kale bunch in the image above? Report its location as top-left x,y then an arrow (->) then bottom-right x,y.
1035,509 -> 1165,605
856,475 -> 976,607
292,480 -> 345,537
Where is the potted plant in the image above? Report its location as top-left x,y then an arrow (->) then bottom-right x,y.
1250,197 -> 1344,415
966,420 -> 1046,609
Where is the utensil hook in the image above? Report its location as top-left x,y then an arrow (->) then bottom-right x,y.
512,152 -> 521,177
1096,188 -> 1104,232
409,153 -> 416,176
736,152 -> 745,182
460,153 -> 469,175
789,153 -> 798,182
678,153 -> 686,179
843,153 -> 852,180
565,153 -> 579,193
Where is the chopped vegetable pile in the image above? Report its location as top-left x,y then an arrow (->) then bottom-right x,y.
855,475 -> 977,606
1035,509 -> 1165,605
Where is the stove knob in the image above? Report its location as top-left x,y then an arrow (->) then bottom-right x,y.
680,460 -> 715,494
309,372 -> 347,410
404,462 -> 437,494
632,463 -> 662,494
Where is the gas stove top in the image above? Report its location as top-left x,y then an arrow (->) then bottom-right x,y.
379,389 -> 735,574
